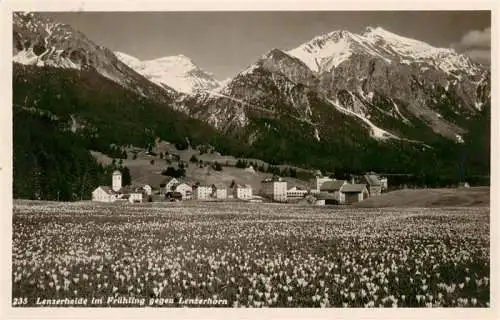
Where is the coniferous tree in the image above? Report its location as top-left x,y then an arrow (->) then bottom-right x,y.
121,166 -> 131,186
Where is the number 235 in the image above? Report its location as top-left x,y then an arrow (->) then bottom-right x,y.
13,297 -> 28,305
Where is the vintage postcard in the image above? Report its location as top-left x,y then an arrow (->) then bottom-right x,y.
1,0 -> 498,319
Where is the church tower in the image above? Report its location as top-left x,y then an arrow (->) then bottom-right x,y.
112,170 -> 122,192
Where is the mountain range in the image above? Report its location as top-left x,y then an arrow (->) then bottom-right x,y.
12,12 -> 490,200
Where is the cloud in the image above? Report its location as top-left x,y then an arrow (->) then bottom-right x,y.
461,27 -> 491,49
452,27 -> 491,65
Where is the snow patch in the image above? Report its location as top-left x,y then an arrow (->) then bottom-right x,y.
96,67 -> 125,87
13,48 -> 39,65
391,99 -> 411,124
239,64 -> 259,76
314,128 -> 321,141
326,98 -> 400,141
208,91 -> 252,107
367,91 -> 374,101
287,32 -> 353,72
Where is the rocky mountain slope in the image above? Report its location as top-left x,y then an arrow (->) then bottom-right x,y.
180,27 -> 489,146
12,13 -> 490,201
11,12 -> 242,201
13,12 -> 177,101
114,51 -> 221,94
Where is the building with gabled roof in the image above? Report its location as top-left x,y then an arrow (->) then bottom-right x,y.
138,184 -> 152,196
320,180 -> 347,192
314,176 -> 333,192
160,177 -> 180,194
92,186 -> 118,203
172,182 -> 192,200
341,184 -> 369,204
364,174 -> 382,197
92,171 -> 142,203
319,180 -> 347,203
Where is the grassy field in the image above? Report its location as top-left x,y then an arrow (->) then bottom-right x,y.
12,201 -> 489,308
353,187 -> 490,208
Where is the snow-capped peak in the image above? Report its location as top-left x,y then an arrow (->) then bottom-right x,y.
287,30 -> 355,72
363,26 -> 414,40
115,51 -> 221,94
287,26 -> 481,75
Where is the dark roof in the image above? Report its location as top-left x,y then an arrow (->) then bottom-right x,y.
320,180 -> 346,191
364,175 -> 381,186
118,186 -> 141,194
341,184 -> 367,193
161,176 -> 178,183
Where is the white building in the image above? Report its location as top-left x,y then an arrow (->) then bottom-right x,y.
112,170 -> 122,192
142,184 -> 152,196
174,183 -> 193,200
127,192 -> 143,203
92,186 -> 117,203
380,177 -> 388,191
92,171 -> 143,204
193,185 -> 212,201
234,184 -> 253,200
315,199 -> 326,206
212,184 -> 227,200
163,177 -> 179,193
135,184 -> 152,196
261,177 -> 287,202
287,186 -> 308,199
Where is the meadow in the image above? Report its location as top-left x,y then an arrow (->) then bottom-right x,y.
12,201 -> 489,307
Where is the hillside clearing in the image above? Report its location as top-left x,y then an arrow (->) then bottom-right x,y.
90,143 -> 311,192
353,187 -> 489,208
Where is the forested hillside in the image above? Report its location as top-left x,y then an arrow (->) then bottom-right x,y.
13,64 -> 245,200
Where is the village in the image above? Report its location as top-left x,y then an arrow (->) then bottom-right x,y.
91,168 -> 388,206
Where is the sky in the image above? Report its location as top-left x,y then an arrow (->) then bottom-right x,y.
42,11 -> 491,80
